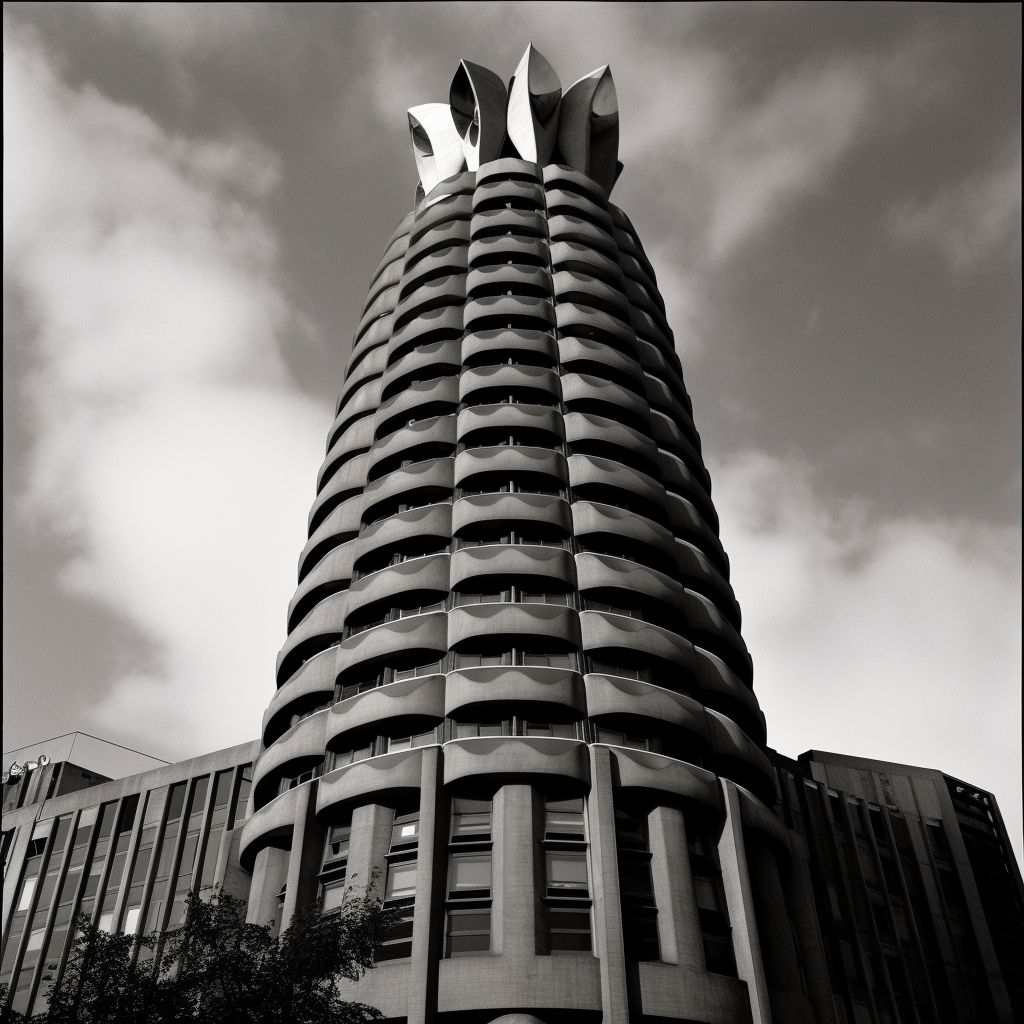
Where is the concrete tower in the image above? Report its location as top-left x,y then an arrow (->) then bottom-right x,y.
241,46 -> 827,1024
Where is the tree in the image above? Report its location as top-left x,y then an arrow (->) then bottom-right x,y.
19,887 -> 393,1023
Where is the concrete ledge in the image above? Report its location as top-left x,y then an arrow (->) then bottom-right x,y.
606,745 -> 722,814
443,737 -> 590,794
316,747 -> 428,819
446,666 -> 586,717
327,673 -> 445,747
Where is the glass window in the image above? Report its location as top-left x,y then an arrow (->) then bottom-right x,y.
390,817 -> 420,849
452,799 -> 491,842
547,851 -> 589,895
393,660 -> 444,681
454,722 -> 504,738
386,860 -> 418,901
387,730 -> 436,752
522,721 -> 576,738
549,906 -> 592,952
333,744 -> 373,768
545,799 -> 585,840
449,853 -> 491,897
325,825 -> 351,864
322,877 -> 347,914
446,908 -> 491,956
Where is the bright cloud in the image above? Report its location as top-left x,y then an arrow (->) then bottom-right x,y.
713,450 -> 1023,859
4,23 -> 330,757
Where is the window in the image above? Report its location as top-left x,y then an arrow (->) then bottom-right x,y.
616,808 -> 659,962
454,585 -> 570,606
688,819 -> 736,976
596,728 -> 661,753
336,659 -> 446,702
377,813 -> 420,961
386,730 -> 438,752
453,649 -> 575,670
586,656 -> 651,683
446,719 -> 580,740
328,744 -> 373,769
445,799 -> 493,957
455,527 -> 566,549
454,721 -> 504,738
451,798 -> 491,842
543,797 -> 592,954
320,825 -> 350,916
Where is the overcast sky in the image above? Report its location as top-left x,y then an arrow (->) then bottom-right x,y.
3,3 -> 1020,854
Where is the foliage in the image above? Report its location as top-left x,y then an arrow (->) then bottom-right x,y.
4,888 -> 392,1023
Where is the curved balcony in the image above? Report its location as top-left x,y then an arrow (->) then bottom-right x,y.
344,553 -> 450,622
695,648 -> 766,745
575,551 -> 684,614
327,378 -> 382,451
682,589 -> 752,684
579,609 -> 698,683
543,163 -> 608,204
568,453 -> 670,525
614,229 -> 658,282
636,338 -> 687,404
674,539 -> 739,630
317,747 -> 429,820
386,305 -> 464,362
461,328 -> 557,370
327,673 -> 445,748
455,446 -> 567,488
472,177 -> 544,210
547,213 -> 617,259
557,337 -> 646,395
263,648 -> 337,745
318,415 -> 374,491
252,710 -> 329,810
650,412 -> 709,489
564,411 -> 659,473
354,292 -> 398,351
452,493 -> 571,536
624,277 -> 672,337
555,302 -> 636,353
239,783 -> 307,870
549,240 -> 625,290
299,502 -> 360,582
367,414 -> 456,481
400,245 -> 469,298
545,188 -> 615,235
276,591 -> 347,686
308,453 -> 368,534
362,257 -> 403,316
657,450 -> 717,530
463,295 -> 555,333
571,499 -> 675,560
470,208 -> 546,241
334,612 -> 448,683
368,219 -> 412,285
631,305 -> 675,354
381,339 -> 462,400
446,665 -> 586,718
362,456 -> 454,524
736,783 -> 791,853
457,402 -> 562,443
448,603 -> 581,651
667,494 -> 729,577
288,544 -> 353,632
392,276 -> 466,333
408,192 -> 473,245
468,234 -> 547,268
403,218 -> 471,271
374,376 -> 460,439
443,736 -> 590,794
551,269 -> 629,318
706,709 -> 776,806
604,746 -> 721,815
466,264 -> 550,299
459,364 -> 561,406
584,673 -> 708,743
450,544 -> 575,590
353,503 -> 451,570
474,157 -> 541,183
337,342 -> 386,414
560,372 -> 651,432
346,319 -> 392,382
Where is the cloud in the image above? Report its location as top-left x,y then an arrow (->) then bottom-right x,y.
890,144 -> 1022,270
713,450 -> 1023,860
4,21 -> 330,757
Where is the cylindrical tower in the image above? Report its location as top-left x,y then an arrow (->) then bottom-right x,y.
241,46 -> 828,1024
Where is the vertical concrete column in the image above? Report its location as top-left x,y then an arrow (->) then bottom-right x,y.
718,780 -> 772,1024
747,837 -> 815,1024
589,745 -> 629,1024
647,804 -> 704,970
786,833 -> 839,1024
408,747 -> 443,1024
281,781 -> 327,932
348,803 -> 395,900
246,845 -> 289,927
493,784 -> 537,960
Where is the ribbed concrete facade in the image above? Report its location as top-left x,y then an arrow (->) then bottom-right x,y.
241,49 -> 824,1024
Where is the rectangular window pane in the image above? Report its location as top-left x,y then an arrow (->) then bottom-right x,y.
545,798 -> 584,839
452,799 -> 491,840
386,861 -> 418,900
449,853 -> 491,896
322,879 -> 347,913
547,851 -> 588,893
446,909 -> 491,956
